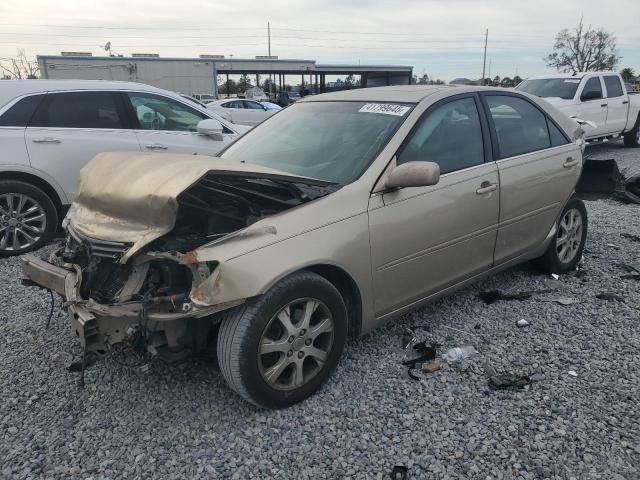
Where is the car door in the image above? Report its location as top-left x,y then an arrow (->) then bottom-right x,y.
242,100 -> 269,126
25,90 -> 141,201
576,76 -> 608,137
602,75 -> 628,134
220,100 -> 247,125
481,93 -> 582,264
125,92 -> 238,156
368,95 -> 499,316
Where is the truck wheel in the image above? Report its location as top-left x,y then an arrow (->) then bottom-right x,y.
537,198 -> 588,274
623,116 -> 640,148
217,271 -> 348,409
0,180 -> 58,257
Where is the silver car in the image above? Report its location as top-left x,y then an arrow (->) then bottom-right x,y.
22,85 -> 588,408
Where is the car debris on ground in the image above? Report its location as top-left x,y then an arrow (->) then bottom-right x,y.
489,373 -> 531,390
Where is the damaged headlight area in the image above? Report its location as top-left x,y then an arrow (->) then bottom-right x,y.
22,167 -> 337,362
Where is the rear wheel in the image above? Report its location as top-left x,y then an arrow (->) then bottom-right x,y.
0,181 -> 58,257
216,271 -> 348,408
623,116 -> 640,148
538,198 -> 588,274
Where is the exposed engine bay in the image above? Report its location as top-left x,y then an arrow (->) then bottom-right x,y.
23,165 -> 337,362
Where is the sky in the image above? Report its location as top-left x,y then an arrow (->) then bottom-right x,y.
1,0 -> 639,82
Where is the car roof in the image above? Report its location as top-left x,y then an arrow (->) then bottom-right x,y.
524,72 -> 620,81
299,85 -> 510,103
0,79 -> 174,101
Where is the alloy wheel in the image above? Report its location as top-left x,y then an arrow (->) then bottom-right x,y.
556,207 -> 583,263
0,193 -> 47,252
258,298 -> 334,391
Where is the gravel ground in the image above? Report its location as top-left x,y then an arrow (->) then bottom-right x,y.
1,140 -> 639,480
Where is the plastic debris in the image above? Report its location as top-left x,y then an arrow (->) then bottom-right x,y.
596,292 -> 625,302
402,328 -> 418,349
402,342 -> 437,367
516,319 -> 530,328
543,297 -> 581,306
621,233 -> 640,242
551,273 -> 560,280
489,373 -> 530,389
391,465 -> 408,480
479,289 -> 556,304
568,370 -> 578,377
441,346 -> 477,363
624,175 -> 640,204
606,243 -> 621,250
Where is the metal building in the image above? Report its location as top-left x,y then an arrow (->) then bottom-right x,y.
37,55 -> 414,97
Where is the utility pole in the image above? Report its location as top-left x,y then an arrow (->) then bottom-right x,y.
481,28 -> 488,85
268,22 -> 271,56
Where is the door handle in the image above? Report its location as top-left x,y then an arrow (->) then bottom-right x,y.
145,144 -> 168,150
622,100 -> 629,105
563,157 -> 580,168
32,137 -> 61,144
600,103 -> 608,107
476,181 -> 497,195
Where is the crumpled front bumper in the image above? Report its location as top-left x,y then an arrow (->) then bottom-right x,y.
21,254 -> 241,353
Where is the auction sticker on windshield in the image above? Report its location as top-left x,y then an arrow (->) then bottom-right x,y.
359,103 -> 411,116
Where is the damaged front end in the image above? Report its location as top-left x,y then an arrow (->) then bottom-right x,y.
22,152 -> 337,360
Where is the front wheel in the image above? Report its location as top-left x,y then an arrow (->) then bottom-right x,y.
538,198 -> 588,274
216,271 -> 348,408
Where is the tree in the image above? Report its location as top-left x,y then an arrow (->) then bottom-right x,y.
262,78 -> 276,94
501,77 -> 513,87
433,79 -> 445,85
546,17 -> 620,73
236,74 -> 251,93
416,74 -> 429,85
513,75 -> 523,86
492,75 -> 501,86
620,67 -> 636,83
0,49 -> 39,79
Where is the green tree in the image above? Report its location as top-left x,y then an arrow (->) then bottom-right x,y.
262,78 -> 276,94
236,74 -> 251,93
513,75 -> 523,86
546,17 -> 620,73
417,74 -> 429,85
492,75 -> 501,86
501,77 -> 513,87
620,67 -> 636,83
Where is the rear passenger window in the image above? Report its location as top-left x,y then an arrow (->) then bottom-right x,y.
604,76 -> 623,98
30,92 -> 124,129
486,95 -> 551,158
0,95 -> 44,127
548,120 -> 569,147
397,97 -> 484,174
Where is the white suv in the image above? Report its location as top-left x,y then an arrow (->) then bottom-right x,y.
0,80 -> 250,256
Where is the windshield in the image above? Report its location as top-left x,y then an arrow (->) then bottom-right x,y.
220,101 -> 411,184
516,78 -> 581,99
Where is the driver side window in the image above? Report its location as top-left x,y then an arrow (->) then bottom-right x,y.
127,92 -> 207,132
396,97 -> 485,174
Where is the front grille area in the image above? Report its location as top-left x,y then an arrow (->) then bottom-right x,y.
68,225 -> 132,261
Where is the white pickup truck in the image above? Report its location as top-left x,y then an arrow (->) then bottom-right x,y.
517,72 -> 640,147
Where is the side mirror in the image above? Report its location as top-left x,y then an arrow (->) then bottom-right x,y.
385,161 -> 440,190
580,90 -> 601,101
197,119 -> 224,141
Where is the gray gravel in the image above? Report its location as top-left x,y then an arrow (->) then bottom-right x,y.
1,140 -> 639,480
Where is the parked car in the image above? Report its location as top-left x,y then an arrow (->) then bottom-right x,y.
207,99 -> 279,126
22,86 -> 588,408
516,72 -> 640,147
0,79 -> 250,256
275,91 -> 299,107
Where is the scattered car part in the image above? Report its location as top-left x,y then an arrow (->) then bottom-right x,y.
516,319 -> 530,328
422,361 -> 445,373
575,159 -> 625,197
596,292 -> 625,302
489,373 -> 530,389
542,297 -> 581,306
624,175 -> 640,204
479,289 -> 556,304
401,342 -> 437,367
441,346 -> 477,363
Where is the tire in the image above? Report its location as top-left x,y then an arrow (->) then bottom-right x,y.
0,180 -> 58,257
538,198 -> 588,274
623,115 -> 640,148
217,270 -> 348,409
